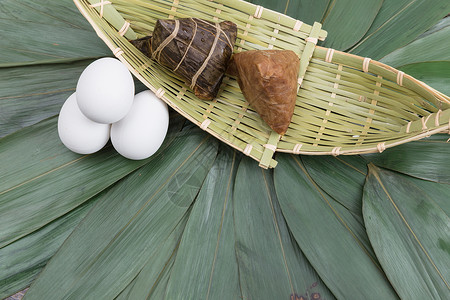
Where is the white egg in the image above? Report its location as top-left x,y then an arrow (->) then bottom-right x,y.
58,93 -> 110,154
111,90 -> 169,160
76,57 -> 134,124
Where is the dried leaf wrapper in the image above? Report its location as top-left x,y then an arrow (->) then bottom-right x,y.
132,18 -> 237,100
229,50 -> 300,135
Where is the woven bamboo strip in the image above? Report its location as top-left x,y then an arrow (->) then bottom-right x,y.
74,0 -> 450,168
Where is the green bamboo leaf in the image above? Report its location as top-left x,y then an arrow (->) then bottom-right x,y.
234,157 -> 336,300
275,154 -> 398,299
363,165 -> 450,299
320,0 -> 383,51
363,134 -> 450,183
117,251 -> 178,300
284,156 -> 376,256
0,0 -> 110,67
398,62 -> 450,95
380,20 -> 450,67
115,213 -> 189,300
165,146 -> 241,300
23,130 -> 218,300
416,16 -> 450,39
145,257 -> 176,299
147,257 -> 175,300
302,155 -> 368,216
404,175 -> 450,216
285,0 -> 330,24
0,199 -> 94,299
0,113 -> 184,248
350,0 -> 450,59
0,60 -> 91,138
248,0 -> 330,24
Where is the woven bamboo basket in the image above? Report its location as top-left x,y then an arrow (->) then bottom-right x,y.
74,0 -> 450,168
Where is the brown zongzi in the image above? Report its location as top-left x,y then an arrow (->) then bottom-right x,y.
228,50 -> 300,135
131,18 -> 237,100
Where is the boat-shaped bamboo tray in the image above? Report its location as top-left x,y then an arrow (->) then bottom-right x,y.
74,0 -> 450,168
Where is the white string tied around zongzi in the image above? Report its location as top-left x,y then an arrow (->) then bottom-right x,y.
173,18 -> 198,72
152,19 -> 180,62
190,22 -> 221,90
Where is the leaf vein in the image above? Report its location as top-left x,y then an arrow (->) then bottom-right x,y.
371,168 -> 450,290
0,155 -> 88,196
262,168 -> 295,295
206,151 -> 236,300
292,155 -> 382,271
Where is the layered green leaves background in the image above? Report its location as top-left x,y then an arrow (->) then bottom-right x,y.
1,0 -> 449,299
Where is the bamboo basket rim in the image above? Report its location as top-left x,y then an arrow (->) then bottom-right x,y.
73,0 -> 450,168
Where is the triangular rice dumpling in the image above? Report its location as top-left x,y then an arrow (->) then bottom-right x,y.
131,18 -> 237,100
228,50 -> 300,135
